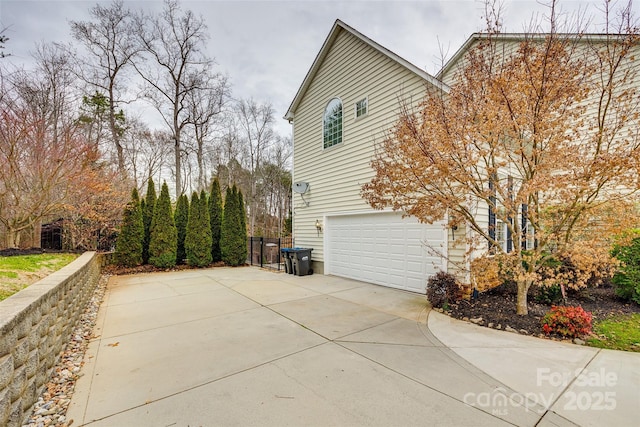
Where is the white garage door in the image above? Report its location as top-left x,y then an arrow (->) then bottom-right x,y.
325,212 -> 447,293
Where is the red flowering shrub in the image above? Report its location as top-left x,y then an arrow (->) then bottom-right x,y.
541,305 -> 593,338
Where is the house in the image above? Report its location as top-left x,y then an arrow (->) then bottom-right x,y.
285,21 -> 639,294
284,20 -> 466,293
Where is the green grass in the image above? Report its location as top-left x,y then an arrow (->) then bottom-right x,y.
0,253 -> 79,301
0,253 -> 78,272
586,313 -> 640,352
0,271 -> 18,279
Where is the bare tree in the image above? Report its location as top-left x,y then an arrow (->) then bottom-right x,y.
257,136 -> 292,236
122,118 -> 172,190
0,28 -> 9,58
70,0 -> 140,176
133,0 -> 213,198
235,98 -> 275,235
11,43 -> 79,143
186,73 -> 229,191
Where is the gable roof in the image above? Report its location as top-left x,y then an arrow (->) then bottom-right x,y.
437,32 -> 633,80
284,19 -> 444,121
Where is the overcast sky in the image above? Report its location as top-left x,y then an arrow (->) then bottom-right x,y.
1,0 -> 635,136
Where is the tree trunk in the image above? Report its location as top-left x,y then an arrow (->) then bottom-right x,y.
174,136 -> 182,198
109,90 -> 126,176
5,228 -> 22,248
33,220 -> 42,248
197,140 -> 204,191
516,278 -> 531,315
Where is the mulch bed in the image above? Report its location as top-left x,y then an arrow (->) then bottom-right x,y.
101,260 -> 229,276
446,282 -> 640,338
0,247 -> 47,257
0,247 -> 79,257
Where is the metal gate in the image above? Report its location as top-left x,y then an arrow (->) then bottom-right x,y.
247,236 -> 293,271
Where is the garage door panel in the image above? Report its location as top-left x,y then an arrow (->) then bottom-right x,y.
326,212 -> 446,293
406,246 -> 423,257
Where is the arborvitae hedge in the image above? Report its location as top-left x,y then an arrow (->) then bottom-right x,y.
221,185 -> 246,266
149,182 -> 177,268
175,193 -> 189,265
236,187 -> 248,263
114,188 -> 144,267
142,178 -> 157,264
185,191 -> 213,267
209,179 -> 223,262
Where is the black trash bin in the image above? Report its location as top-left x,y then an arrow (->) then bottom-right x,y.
291,248 -> 313,276
280,248 -> 293,274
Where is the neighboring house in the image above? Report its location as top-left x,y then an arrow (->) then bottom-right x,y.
284,20 -> 466,293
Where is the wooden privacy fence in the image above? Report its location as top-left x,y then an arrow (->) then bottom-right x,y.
247,236 -> 293,271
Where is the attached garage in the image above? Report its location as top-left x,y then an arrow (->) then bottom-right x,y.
325,212 -> 447,293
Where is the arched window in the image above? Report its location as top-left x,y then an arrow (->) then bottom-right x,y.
323,98 -> 342,149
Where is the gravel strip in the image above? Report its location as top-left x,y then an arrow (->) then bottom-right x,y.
23,274 -> 109,427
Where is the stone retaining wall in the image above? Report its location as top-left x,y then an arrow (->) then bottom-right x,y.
0,252 -> 105,426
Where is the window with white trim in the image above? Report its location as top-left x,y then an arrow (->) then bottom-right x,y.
525,222 -> 535,250
355,98 -> 368,118
496,219 -> 507,252
323,98 -> 343,149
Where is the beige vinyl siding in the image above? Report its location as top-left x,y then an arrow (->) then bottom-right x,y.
448,223 -> 468,283
292,29 -> 434,264
440,38 -> 522,86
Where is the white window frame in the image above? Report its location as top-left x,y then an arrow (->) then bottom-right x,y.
496,219 -> 508,252
354,97 -> 368,119
323,97 -> 343,150
525,222 -> 535,250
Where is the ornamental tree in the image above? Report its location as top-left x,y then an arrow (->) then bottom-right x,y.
362,1 -> 640,315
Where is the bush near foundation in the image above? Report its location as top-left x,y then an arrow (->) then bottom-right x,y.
611,235 -> 640,305
541,305 -> 592,339
426,271 -> 461,309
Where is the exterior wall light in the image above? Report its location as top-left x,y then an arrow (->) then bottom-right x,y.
315,219 -> 323,236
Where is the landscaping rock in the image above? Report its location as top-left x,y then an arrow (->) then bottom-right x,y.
505,325 -> 517,333
519,329 -> 528,335
573,338 -> 585,345
23,274 -> 108,427
488,322 -> 494,328
470,317 -> 483,324
462,317 -> 469,322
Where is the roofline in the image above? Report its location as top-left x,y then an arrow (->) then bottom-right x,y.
437,32 -> 636,80
284,19 -> 445,121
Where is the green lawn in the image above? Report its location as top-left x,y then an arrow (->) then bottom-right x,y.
0,253 -> 79,301
586,313 -> 640,352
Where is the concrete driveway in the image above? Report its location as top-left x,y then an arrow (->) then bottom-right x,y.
67,267 -> 639,426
